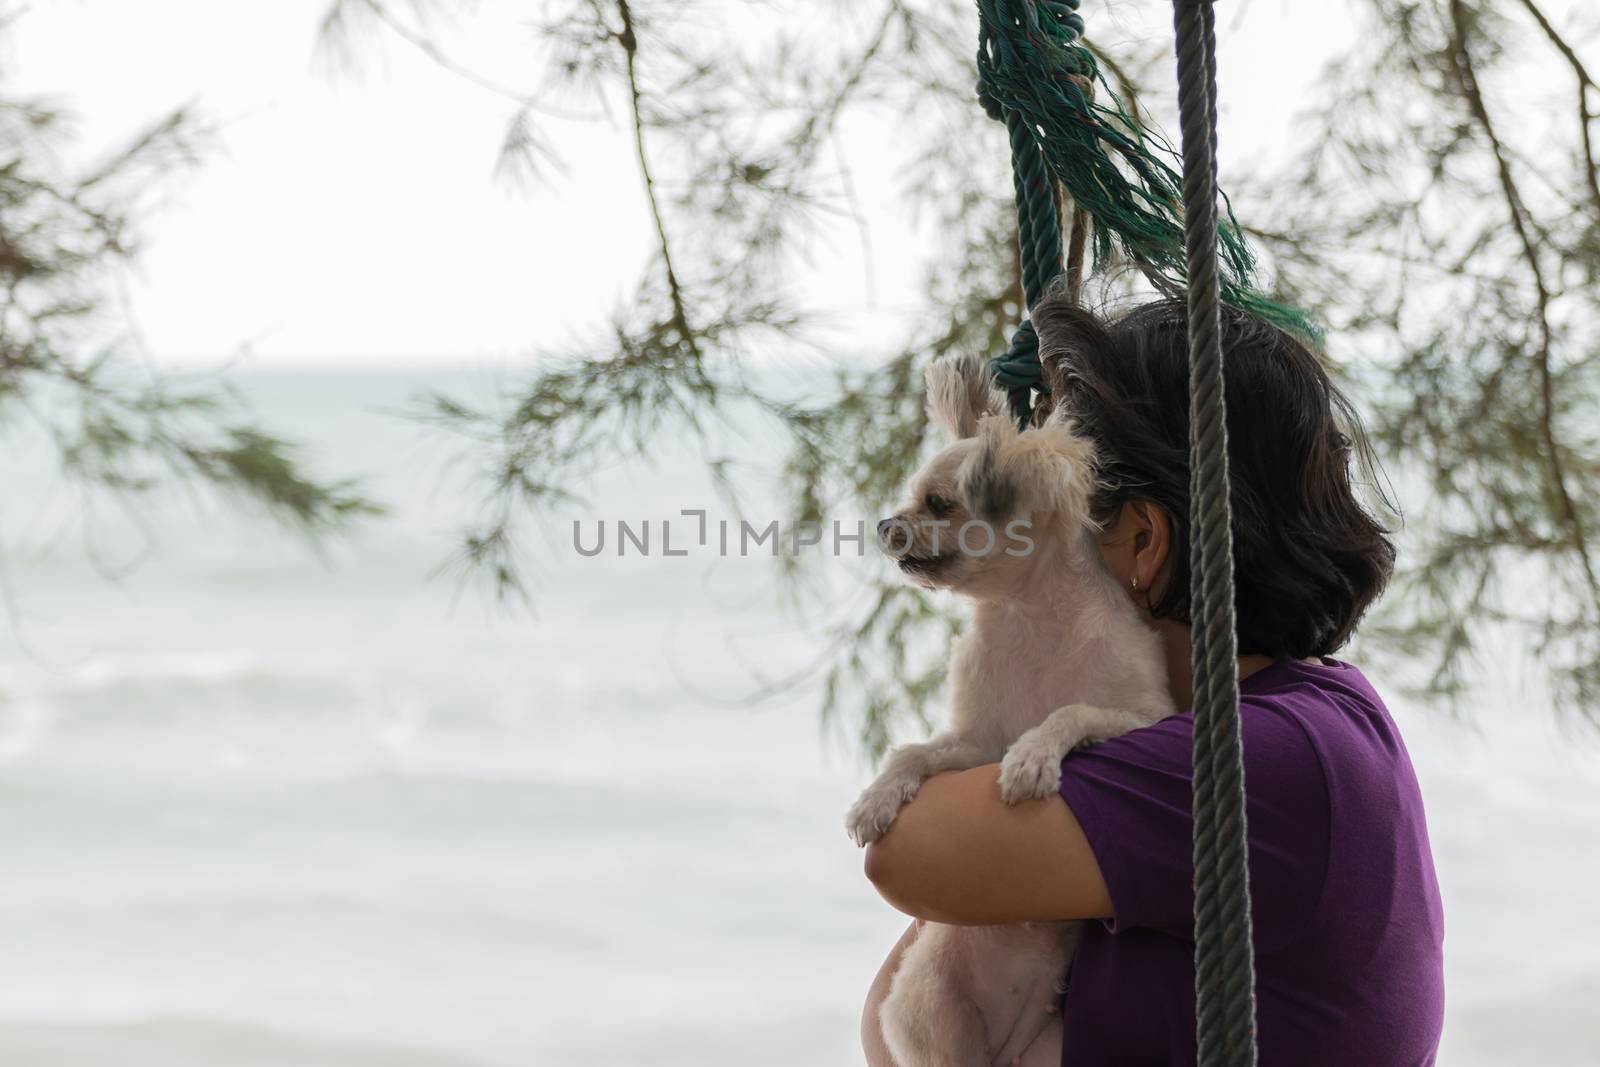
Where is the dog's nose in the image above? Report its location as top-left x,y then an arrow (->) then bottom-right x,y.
877,516 -> 912,556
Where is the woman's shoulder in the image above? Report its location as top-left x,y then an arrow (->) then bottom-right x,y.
1066,657 -> 1410,823
1237,658 -> 1426,842
1056,659 -> 1353,942
1242,656 -> 1386,713
1088,658 -> 1391,766
1082,658 -> 1406,812
1240,658 -> 1410,769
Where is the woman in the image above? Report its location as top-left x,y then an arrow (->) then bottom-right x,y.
860,296 -> 1445,1066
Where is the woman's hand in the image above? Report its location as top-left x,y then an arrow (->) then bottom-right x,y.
863,763 -> 1112,926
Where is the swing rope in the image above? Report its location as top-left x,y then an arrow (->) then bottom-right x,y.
976,0 -> 1311,427
976,2 -> 1261,1062
987,110 -> 1060,425
1172,2 -> 1259,1063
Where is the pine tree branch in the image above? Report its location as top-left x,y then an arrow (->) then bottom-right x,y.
613,0 -> 699,361
1513,0 -> 1600,219
320,0 -> 574,183
1447,0 -> 1600,608
788,2 -> 903,163
335,0 -> 586,120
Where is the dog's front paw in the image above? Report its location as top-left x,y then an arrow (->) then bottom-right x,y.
845,779 -> 920,846
998,730 -> 1067,804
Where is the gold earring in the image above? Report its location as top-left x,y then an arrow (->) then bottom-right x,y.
1131,574 -> 1140,592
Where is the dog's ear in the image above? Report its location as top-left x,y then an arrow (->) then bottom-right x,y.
925,353 -> 1005,441
959,415 -> 1098,524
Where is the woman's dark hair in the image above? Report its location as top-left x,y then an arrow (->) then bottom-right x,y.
1035,294 -> 1396,659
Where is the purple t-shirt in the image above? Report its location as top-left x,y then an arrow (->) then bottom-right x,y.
1056,657 -> 1444,1065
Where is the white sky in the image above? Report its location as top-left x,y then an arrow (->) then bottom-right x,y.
9,0 -> 1361,369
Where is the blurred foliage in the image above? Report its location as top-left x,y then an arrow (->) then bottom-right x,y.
1247,0 -> 1600,713
0,16 -> 378,583
330,0 -> 1599,749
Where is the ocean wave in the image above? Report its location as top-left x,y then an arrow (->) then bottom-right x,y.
0,1018 -> 495,1067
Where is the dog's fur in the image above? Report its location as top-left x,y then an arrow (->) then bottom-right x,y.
847,352 -> 1175,1067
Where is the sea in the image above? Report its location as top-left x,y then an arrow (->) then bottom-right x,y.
0,369 -> 1596,1065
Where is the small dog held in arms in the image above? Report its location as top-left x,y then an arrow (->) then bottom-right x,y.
846,351 -> 1174,1067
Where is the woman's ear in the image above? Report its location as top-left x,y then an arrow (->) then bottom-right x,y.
1129,500 -> 1174,598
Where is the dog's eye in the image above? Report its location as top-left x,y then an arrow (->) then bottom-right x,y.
924,493 -> 954,517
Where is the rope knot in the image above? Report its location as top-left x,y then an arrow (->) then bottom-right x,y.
989,319 -> 1049,428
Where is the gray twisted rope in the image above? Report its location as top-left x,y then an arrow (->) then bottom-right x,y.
1172,2 -> 1258,1065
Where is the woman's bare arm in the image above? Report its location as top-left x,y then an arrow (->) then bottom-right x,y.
861,920 -> 920,1067
863,764 -> 1112,926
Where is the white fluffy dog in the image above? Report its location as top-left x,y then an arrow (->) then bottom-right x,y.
847,352 -> 1175,1067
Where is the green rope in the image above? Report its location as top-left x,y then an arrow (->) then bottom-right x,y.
990,108 -> 1059,424
978,0 -> 1313,425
